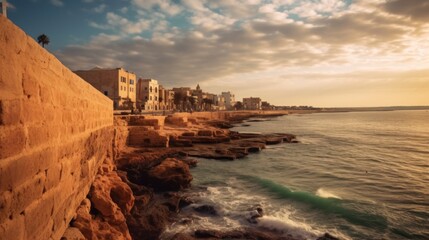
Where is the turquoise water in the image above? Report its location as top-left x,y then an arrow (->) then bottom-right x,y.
166,110 -> 429,239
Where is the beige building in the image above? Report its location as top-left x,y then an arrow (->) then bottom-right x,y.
243,97 -> 262,110
221,91 -> 236,110
159,85 -> 175,111
74,67 -> 136,110
137,78 -> 160,111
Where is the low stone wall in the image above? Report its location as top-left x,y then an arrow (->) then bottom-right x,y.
0,16 -> 113,240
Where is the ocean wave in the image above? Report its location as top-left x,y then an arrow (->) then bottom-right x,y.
316,188 -> 342,199
242,175 -> 388,229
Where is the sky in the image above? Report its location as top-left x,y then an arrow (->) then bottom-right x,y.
5,0 -> 429,107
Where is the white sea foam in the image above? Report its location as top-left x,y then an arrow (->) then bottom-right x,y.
316,188 -> 342,199
257,215 -> 321,240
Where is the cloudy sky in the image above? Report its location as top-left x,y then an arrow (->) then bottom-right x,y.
7,0 -> 429,107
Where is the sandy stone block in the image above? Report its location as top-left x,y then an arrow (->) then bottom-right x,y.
24,190 -> 55,240
12,172 -> 45,214
0,125 -> 25,159
21,98 -> 44,124
0,213 -> 25,240
0,147 -> 56,192
39,83 -> 54,104
0,99 -> 22,125
0,172 -> 45,223
22,67 -> 40,98
27,124 -> 50,147
44,163 -> 62,192
0,60 -> 23,100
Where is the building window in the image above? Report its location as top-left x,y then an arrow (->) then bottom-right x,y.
145,87 -> 147,90
150,86 -> 153,93
145,96 -> 148,100
120,86 -> 123,91
104,91 -> 108,96
130,79 -> 134,85
155,96 -> 158,101
155,87 -> 158,93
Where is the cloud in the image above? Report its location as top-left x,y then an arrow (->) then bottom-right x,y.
93,4 -> 107,13
131,0 -> 182,16
384,0 -> 429,22
55,0 -> 429,107
50,0 -> 64,7
89,12 -> 151,34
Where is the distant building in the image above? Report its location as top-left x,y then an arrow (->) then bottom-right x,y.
215,95 -> 226,110
243,97 -> 262,110
158,85 -> 174,111
221,91 -> 236,110
137,78 -> 159,111
74,67 -> 136,110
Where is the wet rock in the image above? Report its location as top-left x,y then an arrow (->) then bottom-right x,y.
317,233 -> 340,240
193,228 -> 293,239
265,137 -> 283,145
193,205 -> 218,215
194,229 -> 223,238
127,200 -> 171,240
247,207 -> 264,224
172,233 -> 196,240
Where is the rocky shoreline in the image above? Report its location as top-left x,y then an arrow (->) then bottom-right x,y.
61,111 -> 338,240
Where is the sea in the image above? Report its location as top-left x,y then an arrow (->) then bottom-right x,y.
162,110 -> 429,240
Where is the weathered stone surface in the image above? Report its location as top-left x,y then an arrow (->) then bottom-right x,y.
73,171 -> 135,240
60,227 -> 86,240
146,158 -> 193,191
0,16 -> 113,240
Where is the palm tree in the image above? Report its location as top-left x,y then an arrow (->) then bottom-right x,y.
234,101 -> 243,110
37,34 -> 50,48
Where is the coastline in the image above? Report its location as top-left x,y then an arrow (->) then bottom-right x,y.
65,110 -> 338,240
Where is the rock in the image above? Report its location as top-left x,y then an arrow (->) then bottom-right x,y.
193,228 -> 291,239
265,137 -> 283,145
172,233 -> 196,240
193,205 -> 218,215
127,201 -> 171,240
61,227 -> 85,240
72,171 -> 134,240
182,131 -> 196,137
171,138 -> 194,147
90,172 -> 134,217
317,233 -> 340,240
197,130 -> 213,136
146,158 -> 193,191
247,207 -> 264,224
194,229 -> 223,238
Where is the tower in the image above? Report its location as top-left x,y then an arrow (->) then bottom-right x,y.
1,0 -> 7,18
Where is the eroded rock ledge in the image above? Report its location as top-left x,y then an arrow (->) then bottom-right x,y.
61,111 -> 332,240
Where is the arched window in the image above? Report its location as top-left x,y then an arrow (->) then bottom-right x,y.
155,87 -> 158,93
150,86 -> 153,92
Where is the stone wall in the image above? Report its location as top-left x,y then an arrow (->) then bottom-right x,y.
0,16 -> 113,240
